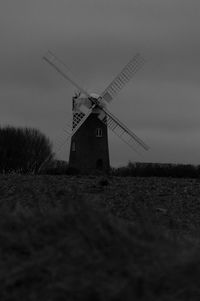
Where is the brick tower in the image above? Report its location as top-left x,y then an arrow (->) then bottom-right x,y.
69,94 -> 110,173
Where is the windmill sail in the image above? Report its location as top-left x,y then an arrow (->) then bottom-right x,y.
39,51 -> 96,171
37,106 -> 94,173
100,53 -> 145,103
99,107 -> 149,151
43,51 -> 90,97
53,106 -> 94,157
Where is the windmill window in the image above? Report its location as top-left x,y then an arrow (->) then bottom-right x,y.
96,128 -> 103,137
72,141 -> 76,151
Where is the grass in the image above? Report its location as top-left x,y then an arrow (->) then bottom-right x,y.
0,174 -> 200,300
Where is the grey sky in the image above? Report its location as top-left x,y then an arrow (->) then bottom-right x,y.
1,0 -> 200,166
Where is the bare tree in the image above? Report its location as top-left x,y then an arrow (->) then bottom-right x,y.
0,126 -> 54,173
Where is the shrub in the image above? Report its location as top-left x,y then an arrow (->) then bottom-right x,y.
43,160 -> 69,175
111,161 -> 200,179
0,126 -> 53,174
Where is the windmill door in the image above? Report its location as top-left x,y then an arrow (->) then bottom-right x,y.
96,158 -> 103,170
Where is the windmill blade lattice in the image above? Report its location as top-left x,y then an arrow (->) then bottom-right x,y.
99,107 -> 149,152
53,108 -> 93,155
100,53 -> 145,103
38,106 -> 94,173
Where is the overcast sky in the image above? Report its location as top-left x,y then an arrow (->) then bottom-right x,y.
1,0 -> 200,166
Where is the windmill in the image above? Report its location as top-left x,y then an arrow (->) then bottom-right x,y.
42,51 -> 149,173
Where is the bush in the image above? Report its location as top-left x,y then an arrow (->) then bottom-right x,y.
44,160 -> 69,175
112,161 -> 200,179
0,126 -> 53,174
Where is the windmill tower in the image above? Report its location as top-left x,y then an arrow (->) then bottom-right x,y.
42,51 -> 149,173
69,92 -> 110,173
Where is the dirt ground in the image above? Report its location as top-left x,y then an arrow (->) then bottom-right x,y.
0,174 -> 200,300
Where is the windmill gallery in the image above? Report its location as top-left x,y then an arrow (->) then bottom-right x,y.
43,51 -> 149,173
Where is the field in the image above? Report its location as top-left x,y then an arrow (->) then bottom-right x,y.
1,174 -> 200,300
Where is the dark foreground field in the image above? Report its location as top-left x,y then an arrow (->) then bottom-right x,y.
1,175 -> 200,300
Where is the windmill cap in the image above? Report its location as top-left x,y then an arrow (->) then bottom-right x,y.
89,92 -> 100,99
